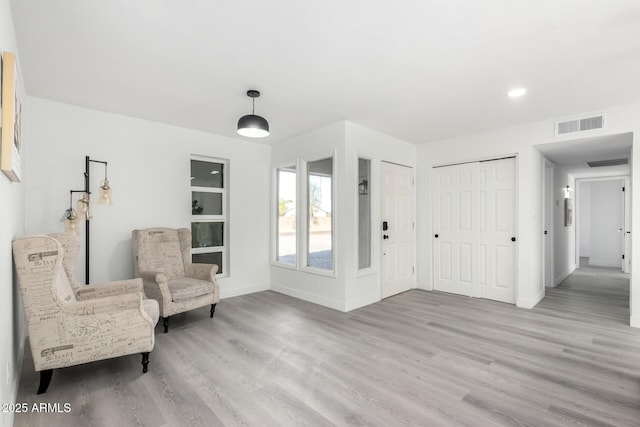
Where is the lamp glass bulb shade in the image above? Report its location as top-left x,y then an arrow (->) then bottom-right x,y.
76,194 -> 89,218
237,114 -> 269,138
64,216 -> 80,236
98,180 -> 113,205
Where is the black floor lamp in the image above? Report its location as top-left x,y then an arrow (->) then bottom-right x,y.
62,156 -> 113,284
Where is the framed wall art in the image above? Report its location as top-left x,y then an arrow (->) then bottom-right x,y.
1,51 -> 23,182
564,198 -> 573,226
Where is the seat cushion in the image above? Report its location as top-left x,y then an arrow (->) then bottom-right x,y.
167,278 -> 214,303
142,299 -> 160,326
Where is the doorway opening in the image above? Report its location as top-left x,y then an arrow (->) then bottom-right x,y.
535,131 -> 632,325
576,177 -> 629,273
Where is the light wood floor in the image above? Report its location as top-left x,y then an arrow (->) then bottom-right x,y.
14,267 -> 640,426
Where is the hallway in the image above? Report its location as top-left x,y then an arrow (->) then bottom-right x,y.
541,261 -> 629,325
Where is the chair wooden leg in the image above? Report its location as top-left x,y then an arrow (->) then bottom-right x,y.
163,317 -> 170,333
210,303 -> 217,318
37,369 -> 53,395
141,352 -> 150,373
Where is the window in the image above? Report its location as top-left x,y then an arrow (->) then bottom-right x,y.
191,157 -> 227,275
276,166 -> 297,265
307,157 -> 333,270
358,158 -> 371,270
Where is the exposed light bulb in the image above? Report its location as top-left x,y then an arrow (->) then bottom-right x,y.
98,179 -> 112,205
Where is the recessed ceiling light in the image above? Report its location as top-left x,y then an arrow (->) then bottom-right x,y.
508,88 -> 527,98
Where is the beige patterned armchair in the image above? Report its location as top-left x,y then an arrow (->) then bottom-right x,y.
132,228 -> 220,333
12,234 -> 159,394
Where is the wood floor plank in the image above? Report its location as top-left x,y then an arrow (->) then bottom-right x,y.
13,266 -> 640,426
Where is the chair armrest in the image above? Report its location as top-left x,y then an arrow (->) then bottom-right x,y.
137,271 -> 172,314
185,263 -> 218,281
75,278 -> 144,300
62,292 -> 142,315
137,270 -> 168,284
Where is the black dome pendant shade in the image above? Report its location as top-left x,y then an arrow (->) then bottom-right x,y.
237,90 -> 269,138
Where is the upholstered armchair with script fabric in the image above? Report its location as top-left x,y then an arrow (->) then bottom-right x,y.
132,228 -> 220,333
12,234 -> 158,394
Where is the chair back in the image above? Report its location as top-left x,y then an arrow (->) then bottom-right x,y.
132,228 -> 187,280
12,235 -> 77,370
48,232 -> 84,293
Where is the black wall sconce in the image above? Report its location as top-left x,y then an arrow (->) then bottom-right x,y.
358,178 -> 368,195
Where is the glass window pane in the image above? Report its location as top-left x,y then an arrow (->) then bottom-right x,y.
308,158 -> 333,270
191,160 -> 224,188
277,167 -> 297,265
192,252 -> 223,273
192,192 -> 223,215
191,222 -> 223,248
358,158 -> 371,270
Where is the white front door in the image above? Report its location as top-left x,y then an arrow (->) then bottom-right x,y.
381,162 -> 414,299
433,157 -> 516,303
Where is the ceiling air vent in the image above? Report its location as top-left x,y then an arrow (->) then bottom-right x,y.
555,114 -> 605,136
586,158 -> 628,168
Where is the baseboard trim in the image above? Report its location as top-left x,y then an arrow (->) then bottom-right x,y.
554,264 -> 576,286
344,295 -> 380,312
271,283 -> 345,311
220,283 -> 270,299
588,258 -> 620,268
631,314 -> 640,329
416,282 -> 433,291
517,287 -> 545,309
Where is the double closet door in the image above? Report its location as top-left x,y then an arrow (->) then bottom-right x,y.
432,157 -> 516,304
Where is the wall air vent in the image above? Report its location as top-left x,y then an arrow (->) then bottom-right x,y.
586,158 -> 628,168
555,114 -> 605,136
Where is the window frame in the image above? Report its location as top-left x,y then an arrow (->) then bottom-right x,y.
272,151 -> 337,277
272,161 -> 299,270
301,152 -> 336,277
356,155 -> 375,275
190,154 -> 229,277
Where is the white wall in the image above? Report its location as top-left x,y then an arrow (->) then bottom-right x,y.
271,122 -> 347,310
344,122 -> 417,310
270,121 -> 417,311
417,102 -> 640,322
579,182 -> 591,257
588,180 -> 623,267
553,167 -> 576,284
24,97 -> 272,298
0,1 -> 25,425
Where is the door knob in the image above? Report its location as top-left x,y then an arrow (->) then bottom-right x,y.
511,237 -> 516,242
383,235 -> 389,240
434,234 -> 439,238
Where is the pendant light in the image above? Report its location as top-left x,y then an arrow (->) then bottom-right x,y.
237,90 -> 269,138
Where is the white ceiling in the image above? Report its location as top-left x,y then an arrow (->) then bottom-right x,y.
10,0 -> 640,145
